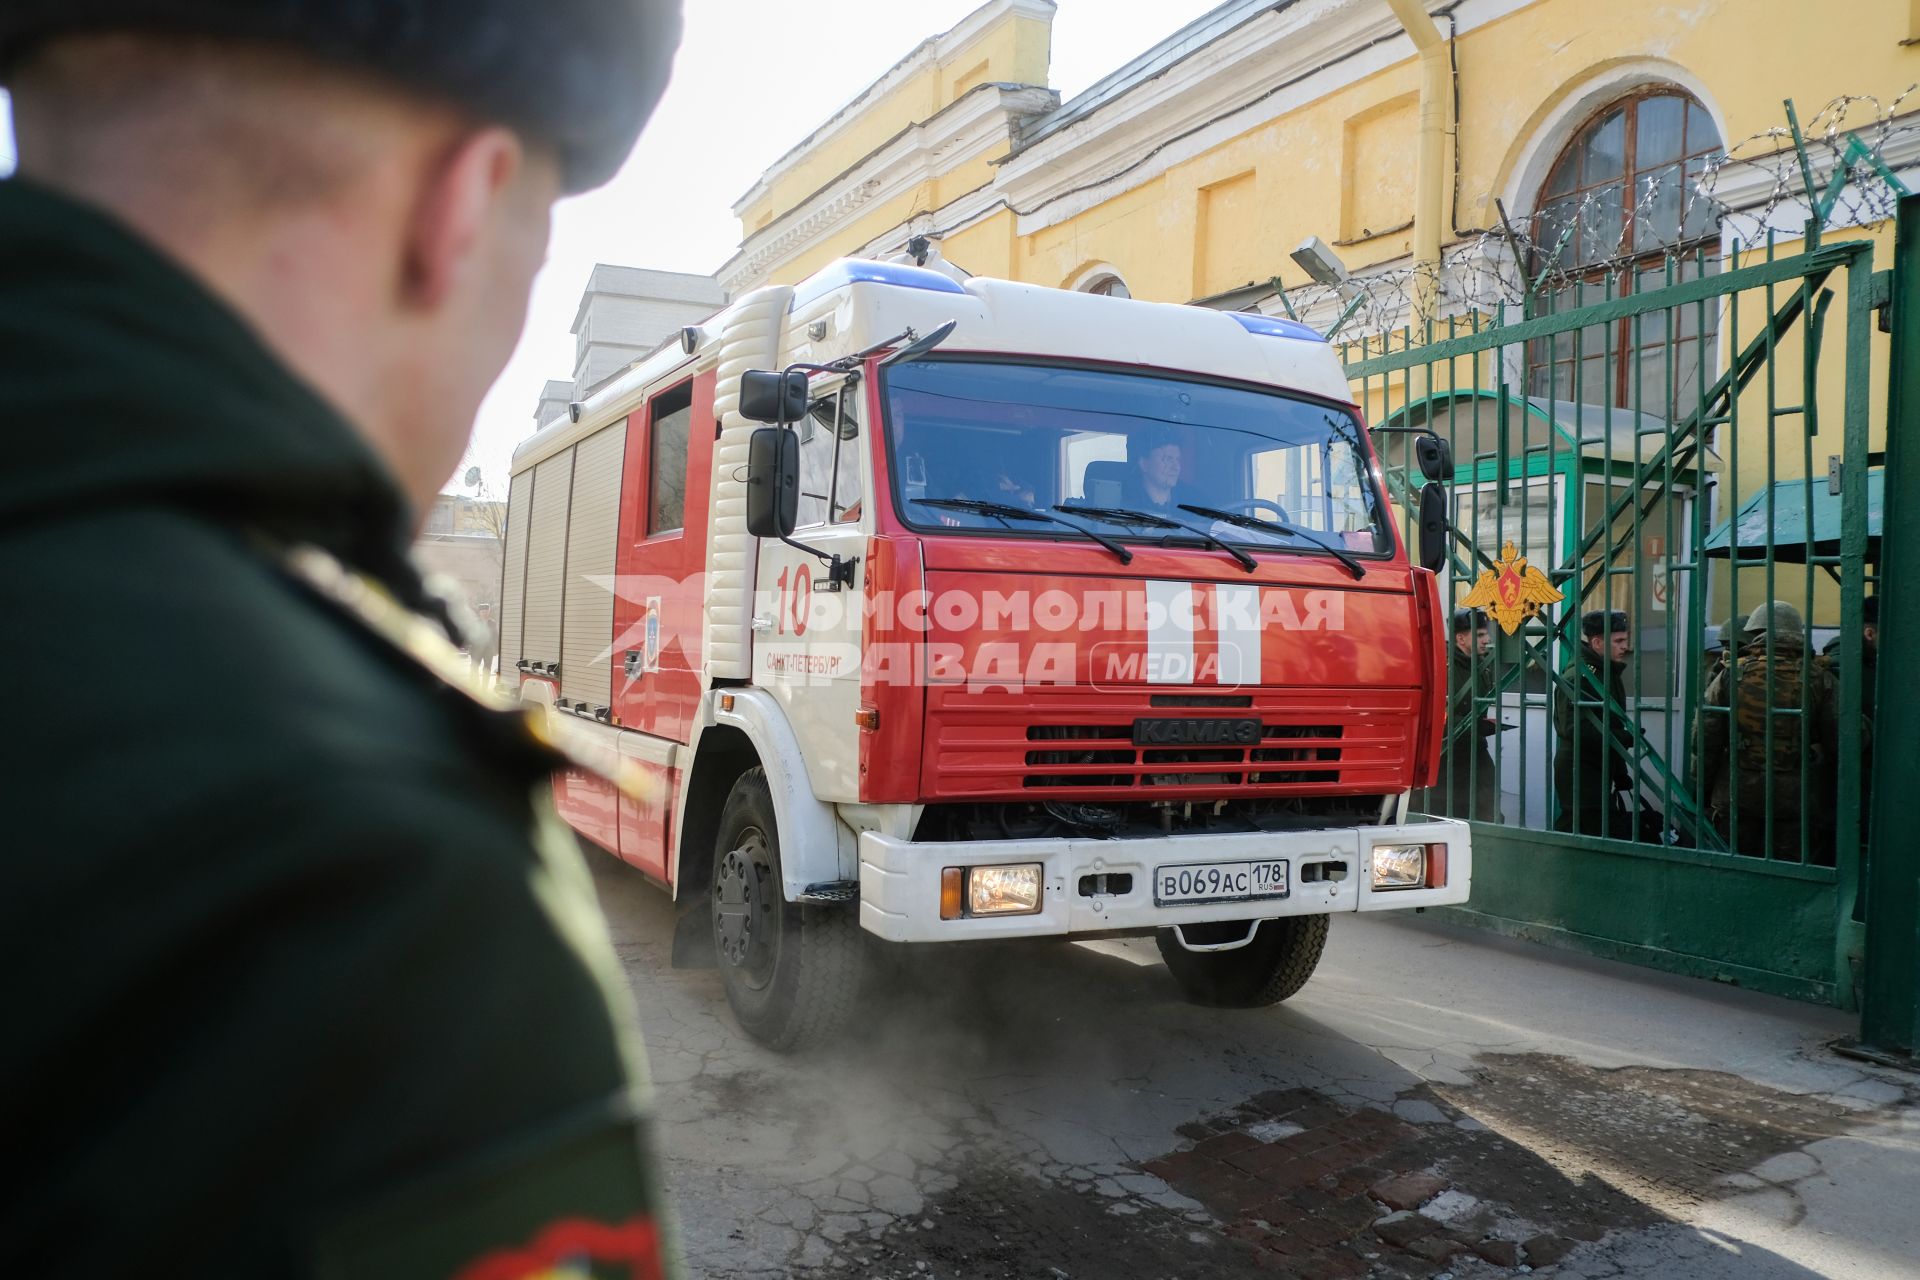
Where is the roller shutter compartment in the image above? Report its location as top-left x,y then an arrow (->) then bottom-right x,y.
560,421 -> 628,712
520,449 -> 575,680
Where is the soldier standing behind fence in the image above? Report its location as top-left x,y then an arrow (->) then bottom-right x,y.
1420,609 -> 1503,822
1689,615 -> 1737,796
1554,609 -> 1642,837
1820,594 -> 1878,843
1705,614 -> 1739,688
1699,600 -> 1840,863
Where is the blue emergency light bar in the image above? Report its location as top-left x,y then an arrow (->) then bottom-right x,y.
790,259 -> 969,312
1229,312 -> 1326,343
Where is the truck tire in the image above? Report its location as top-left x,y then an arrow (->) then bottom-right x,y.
711,767 -> 863,1050
1155,915 -> 1330,1008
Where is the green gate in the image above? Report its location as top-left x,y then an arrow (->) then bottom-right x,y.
1340,231 -> 1883,1009
1861,194 -> 1920,1060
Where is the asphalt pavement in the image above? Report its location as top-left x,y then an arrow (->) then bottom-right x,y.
589,858 -> 1919,1280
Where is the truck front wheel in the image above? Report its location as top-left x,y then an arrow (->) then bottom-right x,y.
711,767 -> 863,1050
1155,915 -> 1329,1008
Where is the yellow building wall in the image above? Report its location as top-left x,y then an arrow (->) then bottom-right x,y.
738,10 -> 1050,242
759,157 -> 1022,287
771,191 -> 928,285
1343,93 -> 1420,245
946,207 -> 1022,281
738,0 -> 1918,302
1009,0 -> 1917,303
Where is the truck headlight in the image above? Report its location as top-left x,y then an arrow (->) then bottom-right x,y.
941,864 -> 1044,918
1371,844 -> 1428,890
1371,842 -> 1448,890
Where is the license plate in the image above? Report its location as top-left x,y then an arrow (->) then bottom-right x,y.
1153,859 -> 1290,906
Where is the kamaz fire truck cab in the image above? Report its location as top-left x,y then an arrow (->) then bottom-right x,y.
501,258 -> 1469,1049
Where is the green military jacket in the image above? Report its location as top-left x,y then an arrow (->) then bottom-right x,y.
0,180 -> 675,1278
1552,642 -> 1637,798
1432,642 -> 1500,820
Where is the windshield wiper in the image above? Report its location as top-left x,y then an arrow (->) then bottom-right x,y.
913,498 -> 1133,564
1178,504 -> 1367,580
1054,504 -> 1257,572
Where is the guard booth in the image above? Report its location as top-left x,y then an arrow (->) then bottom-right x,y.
1340,224 -> 1889,1015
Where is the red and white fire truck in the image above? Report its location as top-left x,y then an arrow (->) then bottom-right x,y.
499,258 -> 1469,1048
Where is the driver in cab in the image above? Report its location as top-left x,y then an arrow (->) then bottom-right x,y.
1125,431 -> 1183,515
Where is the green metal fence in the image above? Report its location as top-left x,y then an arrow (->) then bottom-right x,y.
1340,233 -> 1881,1006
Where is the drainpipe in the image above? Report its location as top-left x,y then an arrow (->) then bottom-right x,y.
1383,0 -> 1450,337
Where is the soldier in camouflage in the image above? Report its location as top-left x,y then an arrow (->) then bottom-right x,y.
1699,600 -> 1841,863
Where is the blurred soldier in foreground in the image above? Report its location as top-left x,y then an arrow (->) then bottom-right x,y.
1700,601 -> 1841,863
1420,608 -> 1503,822
0,3 -> 683,1276
1554,609 -> 1645,837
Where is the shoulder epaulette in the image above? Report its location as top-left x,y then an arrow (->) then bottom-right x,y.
278,543 -> 661,805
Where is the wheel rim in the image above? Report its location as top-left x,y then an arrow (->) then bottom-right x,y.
714,827 -> 778,990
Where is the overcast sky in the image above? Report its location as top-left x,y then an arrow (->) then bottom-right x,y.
0,1 -> 1228,496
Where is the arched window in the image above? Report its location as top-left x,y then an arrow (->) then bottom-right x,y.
1527,91 -> 1722,415
1081,273 -> 1131,299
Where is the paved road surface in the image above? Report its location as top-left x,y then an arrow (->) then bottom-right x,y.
589,859 -> 1919,1279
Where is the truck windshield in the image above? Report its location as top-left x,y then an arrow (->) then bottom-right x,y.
881,359 -> 1390,559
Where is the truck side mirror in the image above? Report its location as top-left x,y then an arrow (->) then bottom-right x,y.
746,427 -> 799,538
1414,434 -> 1454,482
1416,482 -> 1449,573
740,370 -> 809,424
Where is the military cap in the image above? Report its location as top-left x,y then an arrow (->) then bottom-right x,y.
0,0 -> 682,192
1452,607 -> 1488,633
1581,608 -> 1629,637
1863,595 -> 1878,626
1743,599 -> 1806,646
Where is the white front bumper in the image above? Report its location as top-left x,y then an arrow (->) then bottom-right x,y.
856,820 -> 1471,943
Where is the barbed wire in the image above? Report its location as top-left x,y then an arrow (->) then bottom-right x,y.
1268,92 -> 1920,343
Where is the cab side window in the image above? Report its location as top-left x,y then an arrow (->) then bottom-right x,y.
1250,437 -> 1380,546
648,380 -> 694,535
797,383 -> 863,526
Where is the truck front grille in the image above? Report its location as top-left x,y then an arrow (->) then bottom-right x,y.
1022,723 -> 1342,789
925,688 -> 1416,800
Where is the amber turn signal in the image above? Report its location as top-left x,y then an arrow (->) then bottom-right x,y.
940,867 -> 965,920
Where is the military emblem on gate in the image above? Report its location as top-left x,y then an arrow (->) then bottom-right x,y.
1460,541 -> 1564,635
